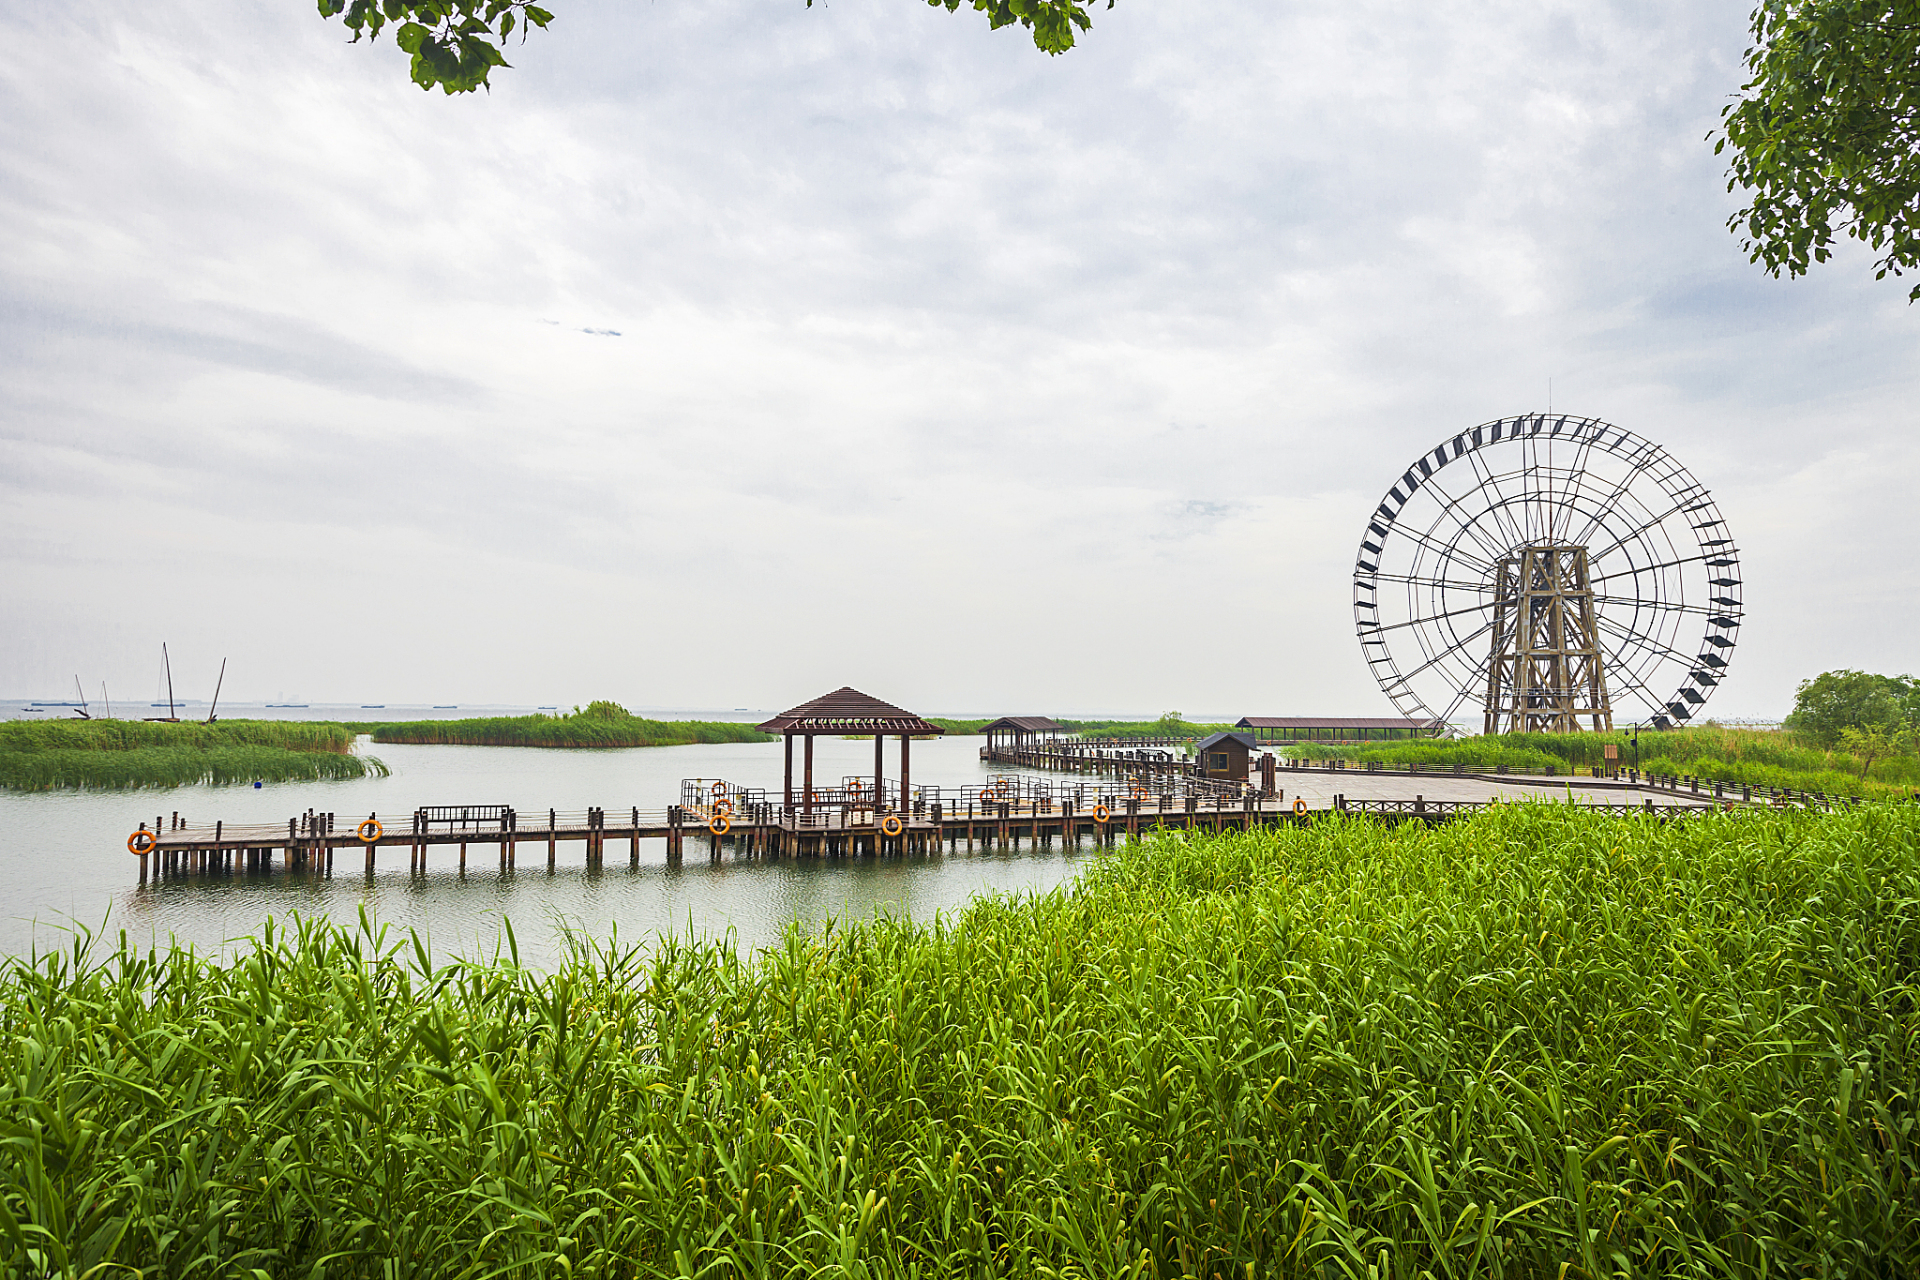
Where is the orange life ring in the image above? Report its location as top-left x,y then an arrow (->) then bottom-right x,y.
356,818 -> 383,843
713,799 -> 733,816
709,781 -> 727,798
127,829 -> 156,855
1092,804 -> 1110,824
708,814 -> 731,836
1292,798 -> 1308,816
880,814 -> 904,837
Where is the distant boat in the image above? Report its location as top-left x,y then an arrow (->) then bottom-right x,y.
30,701 -> 85,707
266,703 -> 309,708
538,706 -> 557,710
433,705 -> 457,709
361,704 -> 386,709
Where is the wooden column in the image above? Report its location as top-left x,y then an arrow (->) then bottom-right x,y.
874,733 -> 884,812
784,733 -> 794,811
901,733 -> 911,817
803,735 -> 815,816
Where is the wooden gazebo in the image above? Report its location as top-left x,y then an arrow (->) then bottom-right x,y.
980,716 -> 1067,751
757,687 -> 946,817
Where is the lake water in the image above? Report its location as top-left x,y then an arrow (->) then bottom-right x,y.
0,729 -> 1095,966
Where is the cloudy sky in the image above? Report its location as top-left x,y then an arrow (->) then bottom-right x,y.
2,0 -> 1914,720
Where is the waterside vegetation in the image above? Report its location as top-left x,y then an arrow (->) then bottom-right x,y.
0,719 -> 383,792
367,700 -> 772,749
1286,725 -> 1920,800
4,804 -> 1914,1275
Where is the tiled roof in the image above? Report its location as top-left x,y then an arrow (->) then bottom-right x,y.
756,687 -> 946,736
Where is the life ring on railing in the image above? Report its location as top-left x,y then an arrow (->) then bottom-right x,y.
1129,785 -> 1148,800
1292,798 -> 1308,816
710,781 -> 727,798
709,814 -> 731,836
127,829 -> 157,856
356,818 -> 383,843
880,814 -> 904,837
713,799 -> 733,816
1092,804 -> 1110,824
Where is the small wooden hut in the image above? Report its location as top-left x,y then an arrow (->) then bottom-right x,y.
1194,731 -> 1259,782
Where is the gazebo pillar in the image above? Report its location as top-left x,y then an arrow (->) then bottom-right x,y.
803,735 -> 815,815
783,733 -> 794,811
874,734 -> 884,810
901,733 -> 911,814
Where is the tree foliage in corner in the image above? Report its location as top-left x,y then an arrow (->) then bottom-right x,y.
319,0 -> 1112,95
1716,1 -> 1920,299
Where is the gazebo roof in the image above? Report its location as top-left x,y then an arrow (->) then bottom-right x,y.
980,716 -> 1066,734
757,687 -> 947,737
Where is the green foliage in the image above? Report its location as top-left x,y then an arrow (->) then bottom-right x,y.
2,806 -> 1917,1273
0,719 -> 385,791
371,712 -> 771,748
316,0 -> 553,94
319,0 -> 1113,94
1295,725 -> 1920,799
1716,0 -> 1920,299
1061,717 -> 1236,739
1786,668 -> 1920,745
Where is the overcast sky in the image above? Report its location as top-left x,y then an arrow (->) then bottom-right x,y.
2,0 -> 1913,720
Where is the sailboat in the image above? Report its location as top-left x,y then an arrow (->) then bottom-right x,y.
143,644 -> 180,722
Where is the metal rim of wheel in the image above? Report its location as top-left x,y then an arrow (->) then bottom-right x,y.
1352,413 -> 1742,732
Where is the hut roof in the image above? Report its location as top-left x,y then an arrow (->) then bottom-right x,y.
1194,731 -> 1260,752
979,716 -> 1066,734
756,687 -> 947,737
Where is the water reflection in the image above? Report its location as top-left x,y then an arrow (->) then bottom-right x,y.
0,735 -> 1095,965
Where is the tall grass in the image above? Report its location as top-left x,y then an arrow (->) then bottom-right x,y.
1295,726 -> 1920,798
370,713 -> 772,749
0,718 -> 356,753
0,745 -> 386,791
3,805 -> 1915,1276
0,718 -> 381,792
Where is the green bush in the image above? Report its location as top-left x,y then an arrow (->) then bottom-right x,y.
370,713 -> 771,749
3,805 -> 1915,1275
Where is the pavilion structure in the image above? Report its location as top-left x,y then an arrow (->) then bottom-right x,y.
757,687 -> 947,819
979,716 -> 1068,752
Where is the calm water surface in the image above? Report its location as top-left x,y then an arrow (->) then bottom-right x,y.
0,735 -> 1097,966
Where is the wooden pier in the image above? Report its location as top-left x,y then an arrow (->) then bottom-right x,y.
124,773 -> 1720,883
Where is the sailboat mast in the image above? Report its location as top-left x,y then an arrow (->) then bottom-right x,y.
206,658 -> 227,724
164,643 -> 176,720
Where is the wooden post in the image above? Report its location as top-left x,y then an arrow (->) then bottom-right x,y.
901,733 -> 912,820
803,735 -> 815,818
632,807 -> 640,868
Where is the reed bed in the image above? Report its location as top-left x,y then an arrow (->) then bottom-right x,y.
0,719 -> 380,792
1297,726 -> 1920,798
3,804 -> 1915,1276
370,714 -> 771,749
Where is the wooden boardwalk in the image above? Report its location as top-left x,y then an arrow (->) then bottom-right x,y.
125,771 -> 1730,882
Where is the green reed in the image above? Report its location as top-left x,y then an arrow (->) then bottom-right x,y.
0,719 -> 379,791
1299,726 -> 1920,798
369,714 -> 772,749
1,804 -> 1915,1277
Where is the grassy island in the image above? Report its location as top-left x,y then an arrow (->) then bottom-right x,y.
4,803 -> 1914,1274
0,719 -> 385,792
367,701 -> 772,749
1286,725 -> 1920,800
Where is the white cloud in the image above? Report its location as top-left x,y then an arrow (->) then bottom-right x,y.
0,0 -> 1914,718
